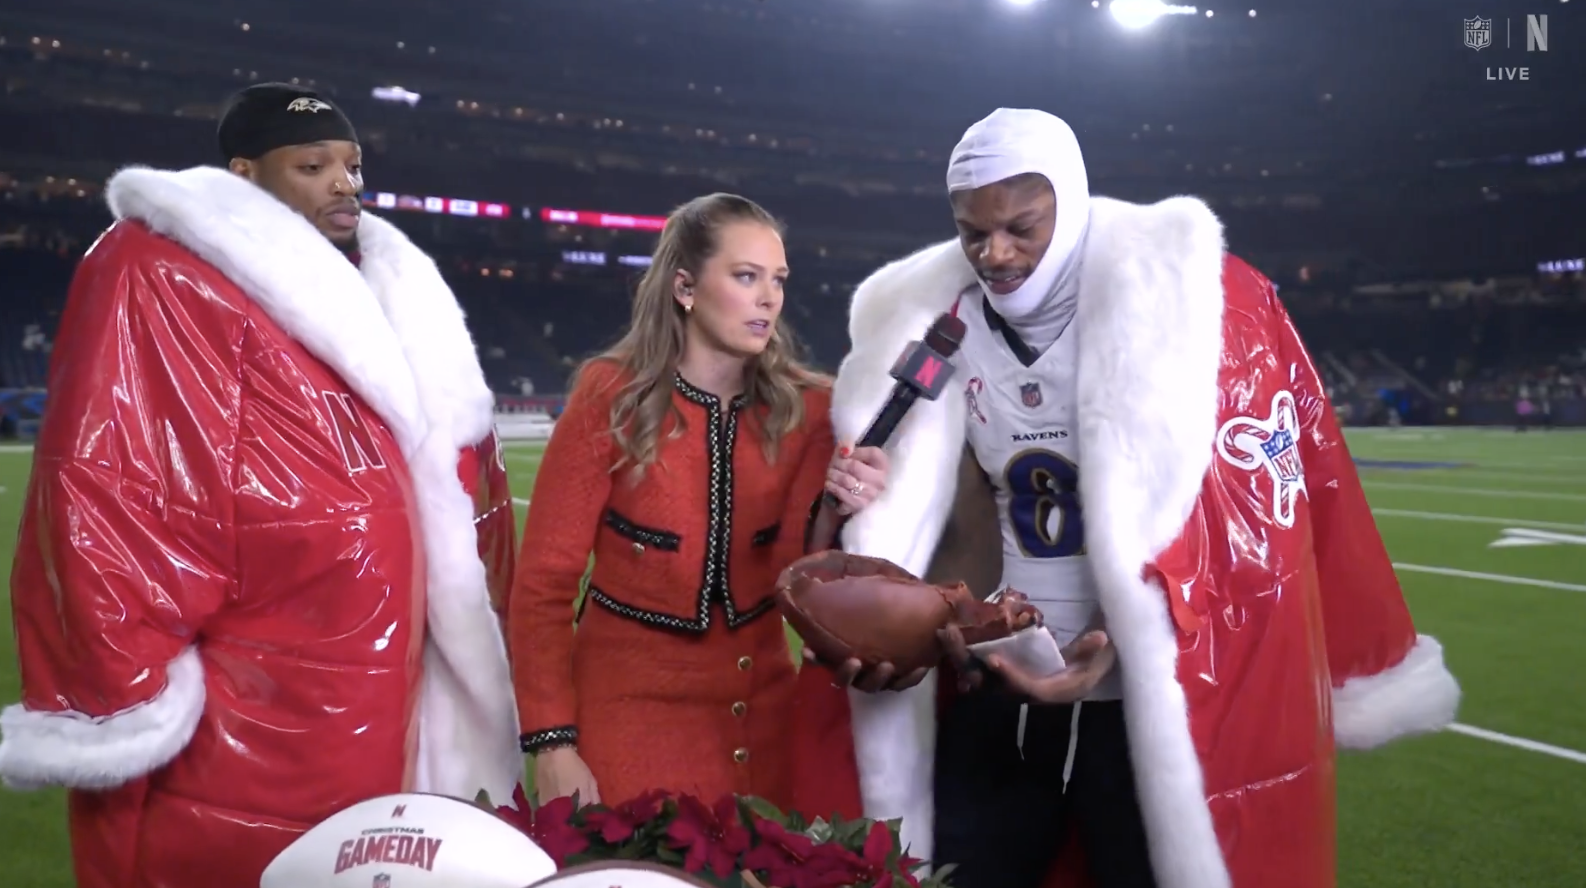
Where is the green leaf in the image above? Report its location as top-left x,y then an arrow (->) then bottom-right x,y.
473,788 -> 495,809
654,846 -> 686,865
832,817 -> 869,849
741,795 -> 788,827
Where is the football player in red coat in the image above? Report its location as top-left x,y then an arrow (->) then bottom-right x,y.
0,84 -> 520,888
793,109 -> 1461,888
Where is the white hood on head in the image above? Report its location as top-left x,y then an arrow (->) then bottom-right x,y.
947,108 -> 1091,342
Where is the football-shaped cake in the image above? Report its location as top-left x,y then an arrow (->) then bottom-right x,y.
775,551 -> 1042,674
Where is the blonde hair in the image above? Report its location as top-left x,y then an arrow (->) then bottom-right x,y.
578,193 -> 825,474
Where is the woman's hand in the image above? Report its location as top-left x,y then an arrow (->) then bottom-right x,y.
824,443 -> 890,516
533,746 -> 601,806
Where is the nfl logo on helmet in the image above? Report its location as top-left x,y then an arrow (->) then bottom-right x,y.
1020,382 -> 1043,408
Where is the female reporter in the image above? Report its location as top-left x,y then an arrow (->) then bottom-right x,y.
509,193 -> 882,809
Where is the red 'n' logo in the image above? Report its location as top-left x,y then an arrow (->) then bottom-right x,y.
323,391 -> 388,473
913,355 -> 942,389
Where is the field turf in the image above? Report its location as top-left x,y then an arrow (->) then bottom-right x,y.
0,427 -> 1582,886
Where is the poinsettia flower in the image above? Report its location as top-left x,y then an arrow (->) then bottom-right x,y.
800,841 -> 870,888
742,817 -> 823,888
527,794 -> 590,866
665,794 -> 752,878
584,789 -> 671,844
494,784 -> 537,836
849,822 -> 905,888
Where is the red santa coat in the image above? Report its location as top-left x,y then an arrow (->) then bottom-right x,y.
0,166 -> 522,888
790,196 -> 1461,888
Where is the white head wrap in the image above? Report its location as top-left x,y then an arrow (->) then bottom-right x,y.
947,109 -> 1091,336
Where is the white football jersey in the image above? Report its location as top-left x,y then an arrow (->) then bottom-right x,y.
955,293 -> 1121,700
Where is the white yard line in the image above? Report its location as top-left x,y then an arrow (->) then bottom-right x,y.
1364,481 -> 1586,502
512,497 -> 531,506
1446,723 -> 1586,765
1371,508 -> 1586,532
1393,563 -> 1586,594
1378,468 -> 1586,486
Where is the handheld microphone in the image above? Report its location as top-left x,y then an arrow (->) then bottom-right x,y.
806,311 -> 969,551
851,312 -> 968,452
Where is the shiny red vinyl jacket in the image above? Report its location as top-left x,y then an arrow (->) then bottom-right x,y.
0,167 -> 522,888
788,197 -> 1461,888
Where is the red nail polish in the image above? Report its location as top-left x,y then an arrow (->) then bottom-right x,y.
839,446 -> 851,457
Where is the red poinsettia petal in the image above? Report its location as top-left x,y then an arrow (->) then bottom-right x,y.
862,821 -> 893,863
682,840 -> 712,874
707,844 -> 741,880
591,812 -> 637,844
618,789 -> 669,824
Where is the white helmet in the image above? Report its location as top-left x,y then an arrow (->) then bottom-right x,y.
261,793 -> 557,887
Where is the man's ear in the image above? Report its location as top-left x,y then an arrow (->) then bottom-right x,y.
227,158 -> 255,181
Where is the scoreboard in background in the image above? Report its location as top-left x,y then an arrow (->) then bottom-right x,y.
363,191 -> 510,218
358,191 -> 668,234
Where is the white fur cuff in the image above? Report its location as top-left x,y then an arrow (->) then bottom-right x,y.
1333,634 -> 1460,750
0,647 -> 206,790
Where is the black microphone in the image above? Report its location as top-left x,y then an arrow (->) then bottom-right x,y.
806,312 -> 968,549
852,312 -> 968,451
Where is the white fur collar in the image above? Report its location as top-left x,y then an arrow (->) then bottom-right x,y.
831,195 -> 1230,888
105,165 -> 494,454
105,165 -> 520,804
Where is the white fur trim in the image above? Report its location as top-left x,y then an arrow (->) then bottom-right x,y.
106,166 -> 520,804
1333,634 -> 1460,750
1075,197 -> 1229,888
833,241 -> 972,865
0,647 -> 205,790
832,196 -> 1232,888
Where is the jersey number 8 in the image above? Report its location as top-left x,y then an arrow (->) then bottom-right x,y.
1003,448 -> 1085,558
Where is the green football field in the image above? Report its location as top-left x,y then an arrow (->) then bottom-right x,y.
0,427 -> 1583,886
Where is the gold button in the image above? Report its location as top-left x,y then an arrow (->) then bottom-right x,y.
731,701 -> 747,717
733,747 -> 749,764
737,656 -> 752,671
632,542 -> 644,555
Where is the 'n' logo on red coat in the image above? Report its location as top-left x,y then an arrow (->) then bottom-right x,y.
1215,389 -> 1308,529
323,391 -> 388,473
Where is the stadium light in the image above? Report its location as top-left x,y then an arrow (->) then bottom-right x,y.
1109,0 -> 1198,28
1006,0 -> 1040,6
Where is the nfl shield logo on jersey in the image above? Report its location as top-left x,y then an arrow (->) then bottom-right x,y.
1214,390 -> 1308,529
1020,382 -> 1043,408
372,875 -> 391,888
